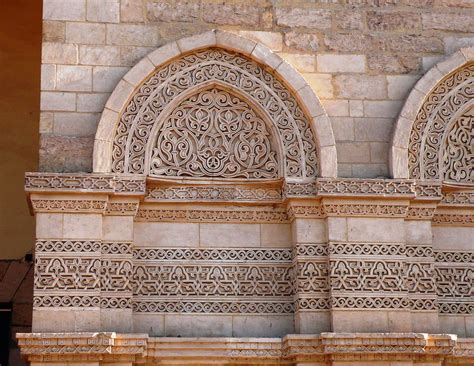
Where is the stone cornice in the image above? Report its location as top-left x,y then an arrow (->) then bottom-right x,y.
17,332 -> 472,364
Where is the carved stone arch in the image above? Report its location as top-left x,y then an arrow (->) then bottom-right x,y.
391,48 -> 474,185
93,30 -> 337,180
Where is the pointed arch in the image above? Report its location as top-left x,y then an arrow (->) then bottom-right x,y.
390,47 -> 474,184
93,30 -> 337,180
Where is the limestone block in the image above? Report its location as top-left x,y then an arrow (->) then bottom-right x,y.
423,55 -> 444,72
147,42 -> 180,66
317,54 -> 366,73
66,22 -> 106,45
368,54 -> 421,74
56,65 -> 92,92
36,213 -> 63,238
251,43 -> 283,71
295,311 -> 331,334
436,50 -> 468,75
201,3 -> 259,26
92,66 -> 130,93
349,100 -> 363,117
320,146 -> 338,178
297,86 -> 325,117
388,311 -> 412,332
387,75 -> 420,100
278,53 -> 316,73
41,64 -> 56,91
43,20 -> 65,42
146,0 -> 199,22
276,62 -> 307,92
331,117 -> 354,141
239,31 -> 283,51
432,226 -> 474,250
40,91 -> 76,112
103,216 -> 134,241
322,100 -> 349,117
40,112 -> 54,134
336,142 -> 370,163
411,312 -> 440,334
215,30 -> 256,56
77,93 -> 109,113
444,36 -> 474,54
405,220 -> 432,245
314,115 -> 335,148
292,219 -> 326,244
302,73 -> 333,99
327,217 -> 347,242
334,75 -> 386,100
370,142 -> 389,163
95,108 -> 118,141
107,24 -> 159,46
74,308 -> 101,332
275,7 -> 331,29
338,164 -> 352,178
367,11 -> 421,31
351,163 -> 388,178
62,213 -> 102,239
120,45 -> 155,66
164,314 -> 233,337
123,56 -> 155,85
439,315 -> 468,337
39,135 -> 93,172
105,79 -> 134,112
285,32 -> 319,52
333,10 -> 363,31
43,0 -> 85,21
177,31 -> 216,53
53,112 -> 99,136
354,118 -> 393,142
32,308 -> 75,332
42,42 -> 78,64
87,0 -> 120,23
133,222 -> 199,247
101,309 -> 133,332
79,45 -> 121,66
332,310 -> 390,332
347,217 -> 405,242
422,12 -> 474,32
414,66 -> 444,94
363,100 -> 403,118
199,223 -> 260,247
232,315 -> 294,337
121,0 -> 145,23
261,223 -> 292,247
133,314 -> 165,336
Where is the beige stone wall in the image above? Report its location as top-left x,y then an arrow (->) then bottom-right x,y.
40,0 -> 474,177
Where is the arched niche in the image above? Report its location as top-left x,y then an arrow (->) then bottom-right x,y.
391,48 -> 474,185
93,30 -> 337,182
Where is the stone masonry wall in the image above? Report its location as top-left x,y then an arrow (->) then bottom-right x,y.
40,0 -> 474,177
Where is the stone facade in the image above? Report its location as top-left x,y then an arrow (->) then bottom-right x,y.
16,1 -> 474,365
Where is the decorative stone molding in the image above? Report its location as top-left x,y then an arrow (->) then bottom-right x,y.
93,30 -> 337,178
391,47 -> 474,184
25,172 -> 146,195
18,332 -> 470,364
30,196 -> 108,213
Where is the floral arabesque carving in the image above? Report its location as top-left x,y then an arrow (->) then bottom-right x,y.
150,88 -> 279,179
408,63 -> 474,184
112,48 -> 318,179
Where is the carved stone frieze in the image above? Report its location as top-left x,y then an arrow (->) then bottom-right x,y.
441,191 -> 474,205
31,198 -> 107,213
323,203 -> 409,217
317,178 -> 415,196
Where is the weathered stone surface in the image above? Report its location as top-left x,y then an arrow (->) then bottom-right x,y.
120,46 -> 155,66
42,21 -> 65,42
92,66 -> 129,92
41,64 -> 56,91
303,73 -> 334,99
423,12 -> 474,32
239,31 -> 283,51
79,45 -> 121,66
364,100 -> 403,118
107,24 -> 160,46
317,54 -> 366,73
39,112 -> 54,134
146,0 -> 199,22
334,75 -> 387,100
354,118 -> 393,142
367,11 -> 421,31
202,3 -> 260,26
39,135 -> 93,172
275,7 -> 332,29
369,142 -> 389,163
56,65 -> 92,92
349,100 -> 364,117
77,93 -> 109,113
333,11 -> 364,30
53,112 -> 100,136
336,142 -> 371,163
322,99 -> 349,117
43,0 -> 85,21
121,0 -> 145,22
387,74 -> 420,100
87,0 -> 120,23
285,32 -> 319,52
367,54 -> 421,73
40,91 -> 76,111
66,22 -> 106,45
42,42 -> 78,64
331,117 -> 355,141
444,36 -> 474,54
278,53 -> 316,72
